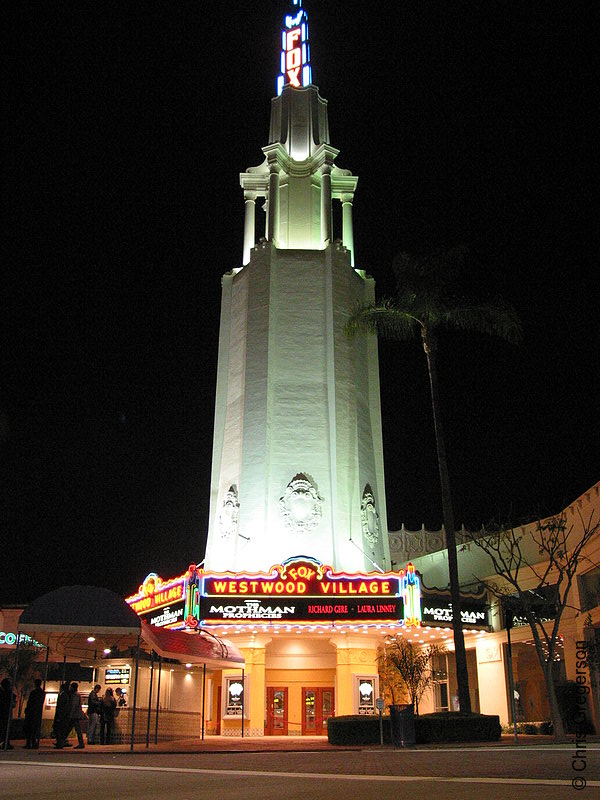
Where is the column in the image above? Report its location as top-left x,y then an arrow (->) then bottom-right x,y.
475,636 -> 510,725
243,192 -> 256,265
267,164 -> 280,243
320,165 -> 333,245
341,193 -> 355,266
240,645 -> 266,737
331,635 -> 380,716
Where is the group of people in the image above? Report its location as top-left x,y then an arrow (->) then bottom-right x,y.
0,677 -> 127,750
54,683 -> 126,748
84,684 -> 123,745
52,681 -> 87,748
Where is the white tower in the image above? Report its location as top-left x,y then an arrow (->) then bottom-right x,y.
204,1 -> 391,574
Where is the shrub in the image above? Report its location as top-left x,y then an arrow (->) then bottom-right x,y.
327,712 -> 501,745
502,721 -> 554,735
327,715 -> 391,745
415,712 -> 501,743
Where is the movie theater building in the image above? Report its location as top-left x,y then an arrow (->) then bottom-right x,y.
122,2 -> 494,736
125,2 -> 599,736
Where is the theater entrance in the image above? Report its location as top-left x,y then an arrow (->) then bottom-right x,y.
302,687 -> 334,735
266,687 -> 288,735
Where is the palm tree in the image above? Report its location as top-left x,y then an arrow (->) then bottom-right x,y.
346,245 -> 521,713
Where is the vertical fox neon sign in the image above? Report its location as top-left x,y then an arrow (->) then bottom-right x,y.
277,0 -> 312,96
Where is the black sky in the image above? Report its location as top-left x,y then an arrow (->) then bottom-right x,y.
3,1 -> 598,602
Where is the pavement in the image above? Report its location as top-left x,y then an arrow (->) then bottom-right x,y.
3,732 -> 598,754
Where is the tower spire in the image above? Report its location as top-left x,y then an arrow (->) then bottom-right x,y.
277,0 -> 312,95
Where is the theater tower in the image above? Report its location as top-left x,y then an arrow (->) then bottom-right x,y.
204,0 -> 391,576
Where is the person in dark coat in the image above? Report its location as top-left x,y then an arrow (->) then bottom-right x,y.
0,677 -> 16,750
86,684 -> 102,744
23,679 -> 45,749
53,682 -> 71,748
100,688 -> 117,744
67,682 -> 85,748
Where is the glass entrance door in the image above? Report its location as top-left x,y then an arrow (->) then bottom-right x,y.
302,687 -> 334,735
432,652 -> 450,712
266,687 -> 288,735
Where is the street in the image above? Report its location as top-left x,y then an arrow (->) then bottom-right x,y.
1,744 -> 599,800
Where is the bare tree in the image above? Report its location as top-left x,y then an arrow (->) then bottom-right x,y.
469,510 -> 599,740
378,636 -> 445,715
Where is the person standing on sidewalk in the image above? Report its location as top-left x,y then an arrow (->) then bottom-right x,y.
67,682 -> 85,749
100,688 -> 116,744
53,683 -> 71,748
23,679 -> 45,749
0,677 -> 16,750
86,684 -> 102,744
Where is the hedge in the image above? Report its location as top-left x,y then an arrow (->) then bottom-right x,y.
327,712 -> 501,745
416,711 -> 501,743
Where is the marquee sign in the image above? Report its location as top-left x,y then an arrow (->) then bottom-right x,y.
277,0 -> 312,96
197,557 -> 409,624
420,593 -> 491,627
126,559 -> 493,632
105,666 -> 131,686
125,572 -> 187,629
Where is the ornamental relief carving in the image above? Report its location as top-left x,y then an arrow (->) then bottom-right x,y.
361,485 -> 380,547
279,473 -> 323,533
218,485 -> 240,539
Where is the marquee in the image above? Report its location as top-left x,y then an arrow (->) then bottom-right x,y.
126,558 -> 491,631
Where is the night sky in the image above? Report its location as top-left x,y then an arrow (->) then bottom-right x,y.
3,1 -> 597,602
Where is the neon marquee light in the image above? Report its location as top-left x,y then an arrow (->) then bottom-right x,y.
200,557 -> 398,599
0,631 -> 44,648
401,563 -> 422,628
126,558 -> 424,627
277,0 -> 312,95
183,563 -> 202,629
125,571 -> 186,616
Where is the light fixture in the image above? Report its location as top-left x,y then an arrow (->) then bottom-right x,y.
185,663 -> 192,669
103,648 -> 111,654
87,636 -> 96,643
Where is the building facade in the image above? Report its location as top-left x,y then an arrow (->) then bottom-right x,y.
126,2 -> 598,737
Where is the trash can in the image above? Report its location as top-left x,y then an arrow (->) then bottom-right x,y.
389,703 -> 415,747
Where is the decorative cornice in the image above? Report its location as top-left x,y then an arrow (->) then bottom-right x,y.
388,524 -> 480,562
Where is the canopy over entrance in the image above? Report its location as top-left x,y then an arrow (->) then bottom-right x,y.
17,585 -> 243,668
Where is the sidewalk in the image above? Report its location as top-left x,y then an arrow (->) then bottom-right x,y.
6,732 -> 597,755
10,735 -> 346,755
